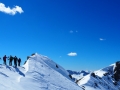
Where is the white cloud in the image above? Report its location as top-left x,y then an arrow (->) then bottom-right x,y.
69,30 -> 73,33
67,52 -> 77,56
0,3 -> 24,15
99,38 -> 106,41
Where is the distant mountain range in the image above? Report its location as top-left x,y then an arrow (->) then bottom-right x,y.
68,62 -> 120,90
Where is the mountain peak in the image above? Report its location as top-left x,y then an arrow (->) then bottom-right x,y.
74,62 -> 120,90
0,53 -> 82,90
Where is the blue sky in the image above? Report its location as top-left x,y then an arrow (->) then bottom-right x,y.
0,0 -> 120,71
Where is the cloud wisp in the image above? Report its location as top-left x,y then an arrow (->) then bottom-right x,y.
99,38 -> 106,41
0,3 -> 24,15
69,30 -> 78,33
59,56 -> 62,58
69,30 -> 73,33
67,52 -> 77,56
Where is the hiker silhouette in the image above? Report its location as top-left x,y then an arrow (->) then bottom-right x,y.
14,56 -> 18,67
9,55 -> 14,66
18,58 -> 21,66
3,55 -> 7,65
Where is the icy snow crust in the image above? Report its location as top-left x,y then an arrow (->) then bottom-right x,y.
0,53 -> 81,90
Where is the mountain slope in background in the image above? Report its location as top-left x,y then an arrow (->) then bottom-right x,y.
0,53 -> 82,90
67,70 -> 90,82
76,62 -> 120,90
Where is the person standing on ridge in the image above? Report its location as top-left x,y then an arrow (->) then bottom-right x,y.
18,58 -> 21,66
14,56 -> 18,67
9,55 -> 13,66
3,55 -> 7,65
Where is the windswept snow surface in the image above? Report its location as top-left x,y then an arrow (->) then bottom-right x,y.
0,53 -> 81,90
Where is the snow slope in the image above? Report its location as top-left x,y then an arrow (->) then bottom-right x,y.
0,53 -> 82,90
77,63 -> 120,90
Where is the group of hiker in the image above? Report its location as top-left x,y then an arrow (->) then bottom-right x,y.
2,55 -> 21,67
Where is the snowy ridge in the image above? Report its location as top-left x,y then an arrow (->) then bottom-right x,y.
23,53 -> 70,79
77,63 -> 120,90
0,53 -> 82,90
1,53 -> 119,90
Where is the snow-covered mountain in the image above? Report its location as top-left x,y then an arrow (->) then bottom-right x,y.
1,53 -> 120,90
76,61 -> 120,90
0,53 -> 82,90
67,70 -> 90,81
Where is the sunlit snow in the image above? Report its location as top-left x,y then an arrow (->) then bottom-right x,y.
0,53 -> 82,90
